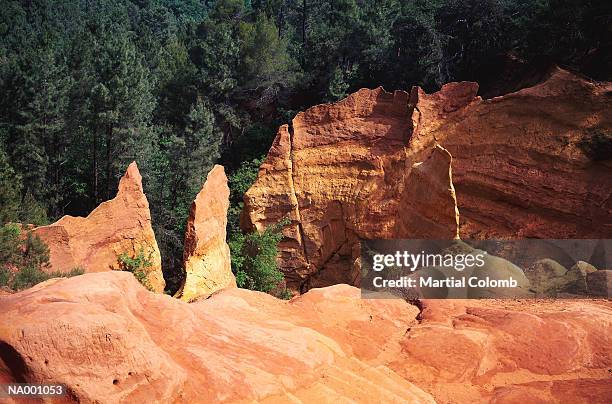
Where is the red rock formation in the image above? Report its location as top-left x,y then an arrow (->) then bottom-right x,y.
0,272 -> 433,403
0,272 -> 610,403
177,165 -> 235,301
409,67 -> 612,239
243,68 -> 612,291
395,144 -> 460,239
32,162 -> 165,293
242,89 -> 460,291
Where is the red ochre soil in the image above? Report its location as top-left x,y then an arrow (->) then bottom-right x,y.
0,272 -> 610,403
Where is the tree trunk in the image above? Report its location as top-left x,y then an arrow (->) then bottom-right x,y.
105,124 -> 113,200
93,128 -> 99,204
277,3 -> 284,37
52,130 -> 60,218
302,0 -> 307,50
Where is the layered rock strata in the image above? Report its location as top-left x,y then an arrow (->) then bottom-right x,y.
410,68 -> 612,239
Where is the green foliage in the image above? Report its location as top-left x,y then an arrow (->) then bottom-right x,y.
0,267 -> 9,287
0,223 -> 21,268
9,265 -> 51,291
238,13 -> 298,92
278,288 -> 293,300
0,145 -> 47,225
0,224 -> 49,271
20,231 -> 51,270
0,223 -> 81,291
117,248 -> 155,291
231,219 -> 288,294
0,147 -> 21,224
19,191 -> 49,225
230,157 -> 263,200
325,65 -> 358,102
227,156 -> 264,233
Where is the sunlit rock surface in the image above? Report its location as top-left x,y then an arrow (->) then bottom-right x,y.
32,162 -> 165,292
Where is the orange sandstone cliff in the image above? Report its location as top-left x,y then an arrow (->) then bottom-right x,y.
409,68 -> 612,239
176,165 -> 236,301
31,162 -> 165,293
242,68 -> 612,292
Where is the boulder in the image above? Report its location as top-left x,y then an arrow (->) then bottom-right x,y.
243,68 -> 612,292
566,261 -> 598,294
0,272 -> 610,403
32,162 -> 165,293
524,258 -> 571,296
176,165 -> 235,301
587,270 -> 612,297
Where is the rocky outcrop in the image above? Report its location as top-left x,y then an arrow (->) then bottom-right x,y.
393,298 -> 612,403
567,261 -> 598,294
524,259 -> 573,296
395,145 -> 460,239
410,67 -> 612,239
0,272 -> 433,403
1,272 -> 610,403
177,165 -> 235,301
242,88 -> 460,291
243,68 -> 612,291
32,162 -> 165,293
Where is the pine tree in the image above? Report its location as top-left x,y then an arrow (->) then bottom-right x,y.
0,147 -> 22,225
85,30 -> 155,201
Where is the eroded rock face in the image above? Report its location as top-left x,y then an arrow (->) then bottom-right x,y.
395,145 -> 460,239
177,165 -> 235,301
0,272 -> 433,403
242,88 -> 460,291
32,162 -> 165,293
392,298 -> 612,403
410,67 -> 612,238
243,68 -> 612,291
0,272 -> 610,403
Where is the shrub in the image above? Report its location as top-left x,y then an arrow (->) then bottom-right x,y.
227,156 -> 264,234
278,288 -> 293,300
0,223 -> 21,267
230,219 -> 288,294
10,265 -> 52,290
227,157 -> 288,297
117,248 -> 155,291
0,267 -> 10,287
